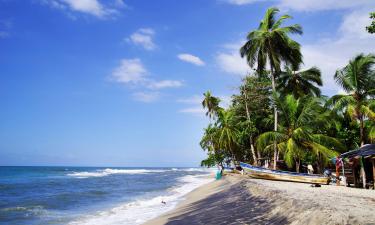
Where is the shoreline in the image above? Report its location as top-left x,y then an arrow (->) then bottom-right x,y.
144,174 -> 375,225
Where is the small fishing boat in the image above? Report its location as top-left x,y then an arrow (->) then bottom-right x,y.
240,162 -> 330,185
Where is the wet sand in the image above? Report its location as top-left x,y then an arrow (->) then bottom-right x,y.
144,174 -> 375,225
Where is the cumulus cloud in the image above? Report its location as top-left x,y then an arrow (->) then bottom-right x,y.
111,58 -> 147,84
40,0 -> 125,18
111,58 -> 183,102
177,54 -> 205,66
215,41 -> 250,76
301,9 -> 375,95
216,52 -> 250,76
277,0 -> 374,12
224,0 -> 261,5
223,0 -> 374,11
127,28 -> 156,50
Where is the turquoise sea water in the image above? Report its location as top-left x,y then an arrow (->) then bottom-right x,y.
0,166 -> 213,225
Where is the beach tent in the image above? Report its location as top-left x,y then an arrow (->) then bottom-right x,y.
339,144 -> 375,189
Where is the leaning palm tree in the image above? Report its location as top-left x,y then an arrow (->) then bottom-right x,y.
328,53 -> 375,146
240,7 -> 303,169
257,95 -> 344,172
278,66 -> 322,98
202,91 -> 221,120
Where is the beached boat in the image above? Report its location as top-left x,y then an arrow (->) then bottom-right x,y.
240,162 -> 330,185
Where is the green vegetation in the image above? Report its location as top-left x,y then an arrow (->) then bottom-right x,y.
366,12 -> 375,34
200,7 -> 375,172
240,7 -> 303,169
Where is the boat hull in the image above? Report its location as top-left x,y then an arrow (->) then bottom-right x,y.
240,162 -> 330,185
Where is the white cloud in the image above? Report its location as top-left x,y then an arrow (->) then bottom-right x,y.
132,91 -> 160,103
40,0 -> 123,18
111,58 -> 183,89
224,0 -> 261,5
301,9 -> 375,95
128,28 -> 156,51
216,52 -> 250,76
147,80 -> 183,89
278,0 -> 374,12
177,54 -> 205,66
215,41 -> 250,76
223,0 -> 374,11
218,95 -> 232,109
62,0 -> 106,17
110,58 -> 183,102
111,58 -> 147,84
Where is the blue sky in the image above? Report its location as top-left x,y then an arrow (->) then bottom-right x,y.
0,0 -> 374,166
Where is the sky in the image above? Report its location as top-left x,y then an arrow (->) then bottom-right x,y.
0,0 -> 374,167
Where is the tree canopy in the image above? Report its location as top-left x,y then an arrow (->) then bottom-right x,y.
199,7 -> 375,173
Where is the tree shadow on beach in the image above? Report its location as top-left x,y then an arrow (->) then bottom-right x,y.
165,180 -> 289,225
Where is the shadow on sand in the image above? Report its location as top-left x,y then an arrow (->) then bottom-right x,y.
165,180 -> 289,225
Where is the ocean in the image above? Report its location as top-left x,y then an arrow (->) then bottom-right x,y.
0,166 -> 214,225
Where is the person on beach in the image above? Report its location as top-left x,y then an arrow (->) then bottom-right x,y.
216,165 -> 223,180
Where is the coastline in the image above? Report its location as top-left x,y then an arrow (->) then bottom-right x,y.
144,174 -> 375,225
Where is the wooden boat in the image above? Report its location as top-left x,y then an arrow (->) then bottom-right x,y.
240,162 -> 330,185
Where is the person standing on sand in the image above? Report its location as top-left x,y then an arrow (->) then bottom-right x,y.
307,164 -> 314,174
216,165 -> 223,180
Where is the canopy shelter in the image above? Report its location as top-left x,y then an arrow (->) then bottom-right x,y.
339,144 -> 375,189
340,144 -> 375,159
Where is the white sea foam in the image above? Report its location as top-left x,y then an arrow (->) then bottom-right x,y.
68,173 -> 214,225
67,169 -> 165,178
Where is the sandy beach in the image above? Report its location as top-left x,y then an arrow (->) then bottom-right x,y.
144,174 -> 375,225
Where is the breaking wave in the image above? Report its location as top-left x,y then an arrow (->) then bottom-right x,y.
67,168 -> 165,178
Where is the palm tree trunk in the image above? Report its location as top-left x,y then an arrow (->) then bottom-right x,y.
250,142 -> 257,166
271,72 -> 278,170
360,116 -> 365,147
244,94 -> 258,165
296,159 -> 300,173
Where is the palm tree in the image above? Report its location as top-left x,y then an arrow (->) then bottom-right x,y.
278,66 -> 322,98
200,124 -> 225,167
202,91 -> 221,120
329,53 -> 375,146
257,95 -> 344,172
240,7 -> 303,169
217,110 -> 239,162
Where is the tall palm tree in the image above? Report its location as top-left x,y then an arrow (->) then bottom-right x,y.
217,110 -> 239,162
329,53 -> 375,146
278,66 -> 322,98
257,95 -> 344,172
240,7 -> 303,169
202,91 -> 221,120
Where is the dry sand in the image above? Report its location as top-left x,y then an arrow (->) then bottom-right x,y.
144,174 -> 375,225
